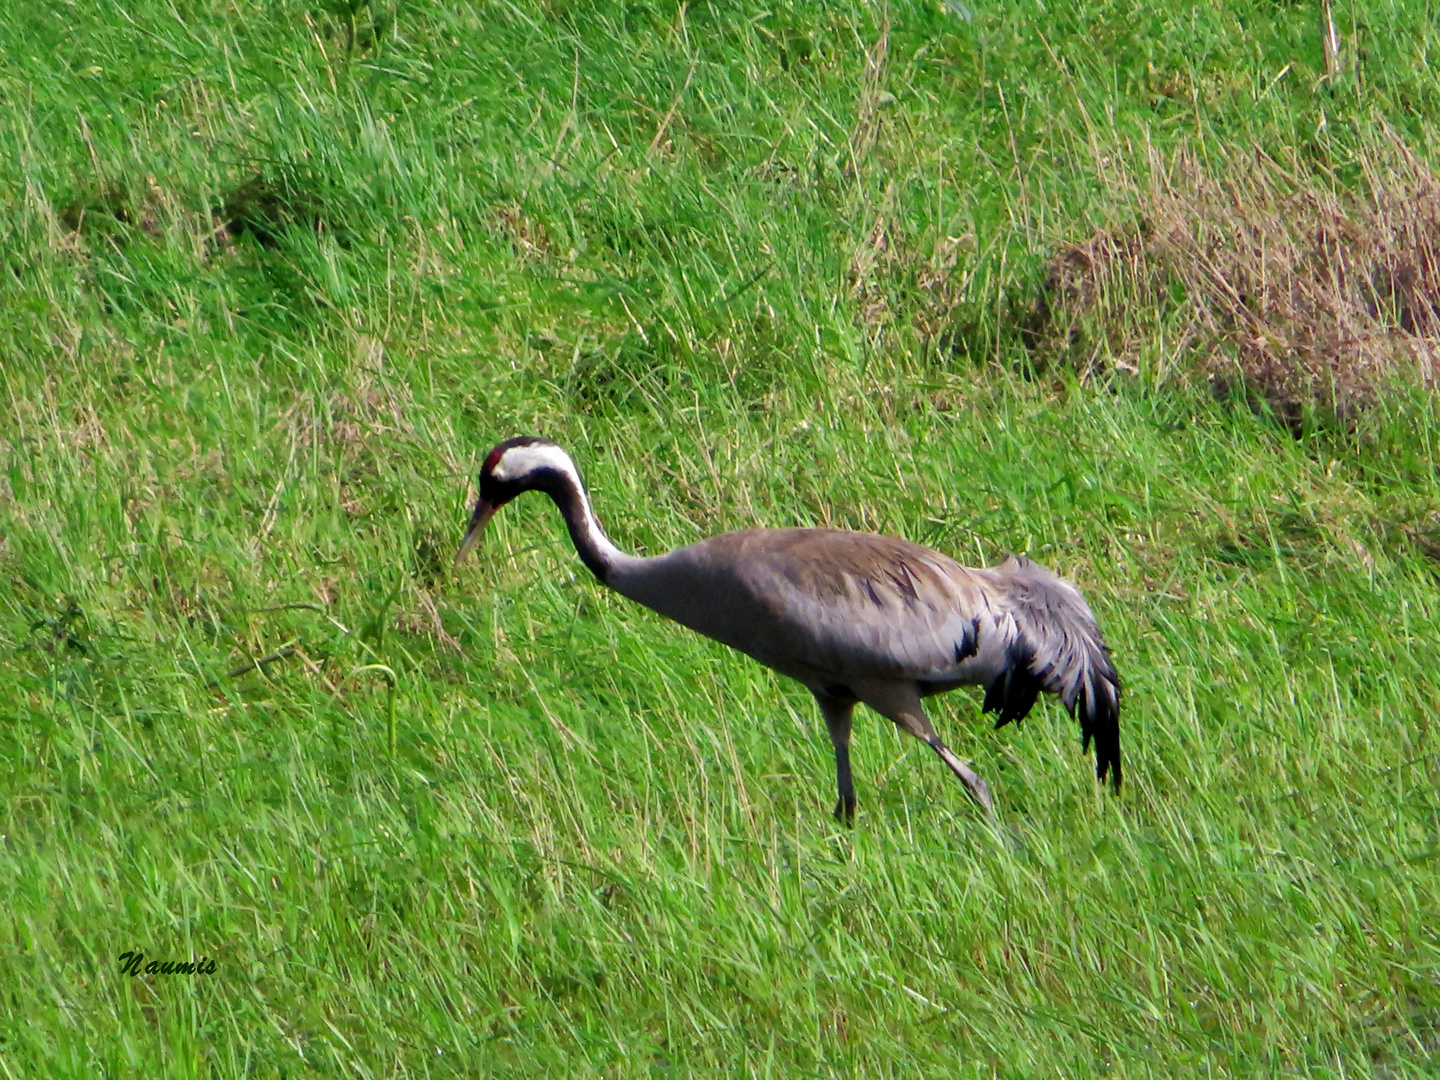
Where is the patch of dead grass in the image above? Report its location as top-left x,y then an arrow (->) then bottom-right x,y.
394,588 -> 462,653
489,204 -> 550,267
846,15 -> 890,178
1025,132 -> 1440,426
847,180 -> 902,330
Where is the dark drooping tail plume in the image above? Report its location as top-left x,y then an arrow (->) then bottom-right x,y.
983,556 -> 1122,790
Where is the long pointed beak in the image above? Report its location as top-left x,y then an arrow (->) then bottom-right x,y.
453,498 -> 495,566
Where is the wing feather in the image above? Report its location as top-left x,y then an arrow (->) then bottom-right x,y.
727,530 -> 998,681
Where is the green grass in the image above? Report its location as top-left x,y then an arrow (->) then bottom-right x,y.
3,0 -> 1440,1075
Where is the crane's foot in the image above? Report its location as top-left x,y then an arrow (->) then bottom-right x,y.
833,793 -> 856,827
963,772 -> 994,814
929,738 -> 995,816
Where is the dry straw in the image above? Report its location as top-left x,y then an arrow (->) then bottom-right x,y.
1029,130 -> 1440,427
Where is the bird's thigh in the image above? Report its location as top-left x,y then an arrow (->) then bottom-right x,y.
851,682 -> 937,742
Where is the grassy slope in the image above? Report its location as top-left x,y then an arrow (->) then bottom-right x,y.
2,0 -> 1440,1075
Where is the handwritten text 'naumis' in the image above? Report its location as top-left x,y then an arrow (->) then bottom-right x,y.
118,951 -> 218,976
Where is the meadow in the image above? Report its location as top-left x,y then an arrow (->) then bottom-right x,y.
3,0 -> 1440,1074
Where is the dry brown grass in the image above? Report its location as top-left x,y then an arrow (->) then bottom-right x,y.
847,180 -> 902,330
846,14 -> 890,178
489,203 -> 551,266
1025,132 -> 1440,426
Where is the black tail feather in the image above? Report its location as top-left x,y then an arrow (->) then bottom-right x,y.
984,638 -> 1042,729
987,636 -> 1123,792
1075,668 -> 1122,792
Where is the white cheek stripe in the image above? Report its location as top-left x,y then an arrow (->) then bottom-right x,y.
492,443 -> 576,483
491,442 -> 627,571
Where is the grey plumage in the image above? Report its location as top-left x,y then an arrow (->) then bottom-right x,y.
457,436 -> 1122,821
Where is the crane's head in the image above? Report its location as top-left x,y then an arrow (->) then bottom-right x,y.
454,436 -> 576,565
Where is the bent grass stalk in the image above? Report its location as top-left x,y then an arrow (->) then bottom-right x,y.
352,663 -> 400,758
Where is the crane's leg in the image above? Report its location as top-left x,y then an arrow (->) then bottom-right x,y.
812,690 -> 858,825
853,682 -> 993,814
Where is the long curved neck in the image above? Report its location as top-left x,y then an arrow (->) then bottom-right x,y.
540,470 -> 637,585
